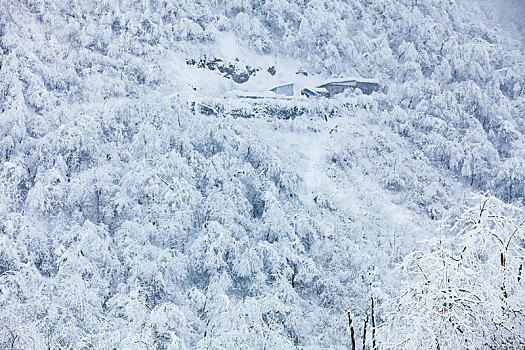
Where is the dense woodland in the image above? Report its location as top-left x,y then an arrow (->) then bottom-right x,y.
0,0 -> 524,349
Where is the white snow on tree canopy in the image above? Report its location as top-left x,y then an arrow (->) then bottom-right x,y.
0,0 -> 524,349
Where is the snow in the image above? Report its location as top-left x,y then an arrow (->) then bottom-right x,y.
314,87 -> 329,93
2,0 -> 525,349
229,90 -> 293,99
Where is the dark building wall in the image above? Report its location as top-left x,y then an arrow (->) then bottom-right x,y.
320,82 -> 379,96
355,82 -> 379,95
325,85 -> 348,96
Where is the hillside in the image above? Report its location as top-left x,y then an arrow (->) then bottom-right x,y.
0,1 -> 524,349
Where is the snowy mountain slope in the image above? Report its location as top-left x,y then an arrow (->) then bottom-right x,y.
0,0 -> 524,349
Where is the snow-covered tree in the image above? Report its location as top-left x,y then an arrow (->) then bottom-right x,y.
380,195 -> 525,349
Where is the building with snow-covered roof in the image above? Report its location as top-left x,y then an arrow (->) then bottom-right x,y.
316,78 -> 379,97
270,83 -> 294,96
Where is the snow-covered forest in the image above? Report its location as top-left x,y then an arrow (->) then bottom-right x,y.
0,0 -> 524,349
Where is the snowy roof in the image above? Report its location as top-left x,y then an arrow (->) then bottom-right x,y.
317,77 -> 379,87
